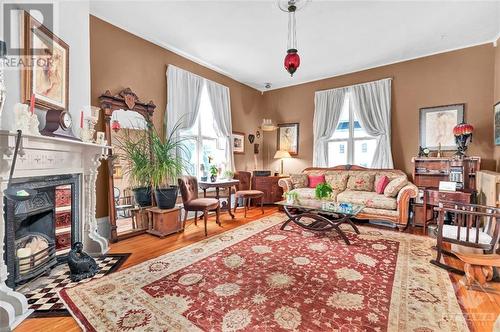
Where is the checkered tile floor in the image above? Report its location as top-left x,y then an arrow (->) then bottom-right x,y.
21,254 -> 129,317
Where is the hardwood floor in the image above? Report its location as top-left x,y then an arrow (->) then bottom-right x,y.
16,207 -> 499,332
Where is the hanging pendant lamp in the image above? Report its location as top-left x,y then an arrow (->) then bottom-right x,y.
278,0 -> 308,76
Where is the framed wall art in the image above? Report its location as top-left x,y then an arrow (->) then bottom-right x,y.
277,123 -> 299,155
232,131 -> 245,154
419,104 -> 464,151
495,102 -> 500,146
22,11 -> 69,111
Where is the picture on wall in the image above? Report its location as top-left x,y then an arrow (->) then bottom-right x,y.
22,11 -> 69,111
232,132 -> 245,154
277,123 -> 299,155
419,104 -> 464,150
495,102 -> 500,146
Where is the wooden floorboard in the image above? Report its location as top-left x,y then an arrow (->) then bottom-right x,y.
15,207 -> 499,331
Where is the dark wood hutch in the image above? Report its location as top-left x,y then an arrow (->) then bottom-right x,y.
411,156 -> 480,231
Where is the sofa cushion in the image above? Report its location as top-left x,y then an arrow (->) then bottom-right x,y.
290,174 -> 308,189
325,172 -> 349,191
290,188 -> 339,201
337,190 -> 397,210
375,175 -> 390,194
308,174 -> 325,188
384,176 -> 408,197
346,173 -> 375,191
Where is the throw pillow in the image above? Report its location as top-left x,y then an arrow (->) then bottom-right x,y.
384,177 -> 408,197
290,174 -> 308,189
308,174 -> 325,188
375,175 -> 390,194
325,172 -> 349,191
346,173 -> 375,191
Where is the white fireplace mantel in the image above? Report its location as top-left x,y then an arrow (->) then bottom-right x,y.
0,130 -> 109,331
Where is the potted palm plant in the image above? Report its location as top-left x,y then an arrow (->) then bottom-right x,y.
114,128 -> 152,207
149,125 -> 186,209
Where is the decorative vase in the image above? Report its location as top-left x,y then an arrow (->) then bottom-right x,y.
210,175 -> 216,182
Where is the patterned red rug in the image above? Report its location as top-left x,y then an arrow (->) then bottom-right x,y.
59,213 -> 469,331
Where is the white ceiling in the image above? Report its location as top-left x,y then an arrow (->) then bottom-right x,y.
90,1 -> 500,91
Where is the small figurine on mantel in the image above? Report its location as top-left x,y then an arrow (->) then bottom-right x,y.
67,242 -> 99,282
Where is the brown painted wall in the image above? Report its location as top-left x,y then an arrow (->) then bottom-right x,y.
494,39 -> 500,171
261,44 -> 496,176
90,16 -> 264,218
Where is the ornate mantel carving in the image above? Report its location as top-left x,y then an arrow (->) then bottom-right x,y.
0,130 -> 109,330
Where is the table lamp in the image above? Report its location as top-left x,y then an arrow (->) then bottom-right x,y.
274,150 -> 291,175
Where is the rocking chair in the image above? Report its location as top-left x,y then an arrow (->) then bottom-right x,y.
431,201 -> 500,275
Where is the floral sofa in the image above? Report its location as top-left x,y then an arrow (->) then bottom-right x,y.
278,165 -> 418,229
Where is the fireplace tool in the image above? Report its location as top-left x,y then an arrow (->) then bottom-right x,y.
4,130 -> 37,201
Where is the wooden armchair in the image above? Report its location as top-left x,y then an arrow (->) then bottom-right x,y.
431,201 -> 500,274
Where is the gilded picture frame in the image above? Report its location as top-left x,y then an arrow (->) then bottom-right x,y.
22,11 -> 69,111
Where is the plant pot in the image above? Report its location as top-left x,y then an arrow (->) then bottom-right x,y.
154,186 -> 178,209
132,187 -> 152,207
210,175 -> 217,182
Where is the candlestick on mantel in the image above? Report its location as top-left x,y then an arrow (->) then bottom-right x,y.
80,111 -> 84,129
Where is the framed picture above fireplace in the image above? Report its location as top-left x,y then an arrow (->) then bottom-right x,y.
22,11 -> 70,111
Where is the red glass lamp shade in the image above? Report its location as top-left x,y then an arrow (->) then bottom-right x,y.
284,49 -> 300,76
111,120 -> 121,132
453,122 -> 474,136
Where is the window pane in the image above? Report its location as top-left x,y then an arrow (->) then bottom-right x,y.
354,139 -> 376,168
327,141 -> 348,167
201,138 -> 228,172
330,97 -> 350,139
180,138 -> 198,176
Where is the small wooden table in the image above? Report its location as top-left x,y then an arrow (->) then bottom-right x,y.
146,206 -> 182,238
198,179 -> 239,219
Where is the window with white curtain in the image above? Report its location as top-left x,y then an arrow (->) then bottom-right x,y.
326,92 -> 376,167
179,84 -> 228,177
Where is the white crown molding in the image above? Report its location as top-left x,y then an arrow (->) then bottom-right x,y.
264,38 -> 500,92
91,11 -> 500,93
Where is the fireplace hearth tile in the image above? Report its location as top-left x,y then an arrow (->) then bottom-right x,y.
19,253 -> 130,317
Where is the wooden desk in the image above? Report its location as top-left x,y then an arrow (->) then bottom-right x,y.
199,179 -> 239,219
418,187 -> 475,233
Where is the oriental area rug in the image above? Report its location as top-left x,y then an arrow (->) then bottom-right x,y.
59,213 -> 469,331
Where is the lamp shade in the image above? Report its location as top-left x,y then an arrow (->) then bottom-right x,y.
274,150 -> 291,159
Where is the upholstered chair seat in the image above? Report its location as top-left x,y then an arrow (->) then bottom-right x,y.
184,198 -> 219,210
235,190 -> 264,198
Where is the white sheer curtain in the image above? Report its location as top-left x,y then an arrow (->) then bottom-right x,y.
349,78 -> 393,168
165,65 -> 204,137
206,79 -> 234,171
313,88 -> 347,167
